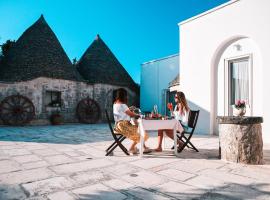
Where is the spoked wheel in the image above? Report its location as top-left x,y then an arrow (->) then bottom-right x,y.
0,95 -> 35,126
76,98 -> 100,123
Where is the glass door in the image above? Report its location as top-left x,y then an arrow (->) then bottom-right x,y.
227,56 -> 252,116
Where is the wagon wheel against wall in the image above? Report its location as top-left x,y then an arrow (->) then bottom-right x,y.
76,98 -> 100,124
0,95 -> 35,125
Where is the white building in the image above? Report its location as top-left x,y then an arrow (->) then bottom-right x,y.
140,54 -> 179,115
178,0 -> 270,142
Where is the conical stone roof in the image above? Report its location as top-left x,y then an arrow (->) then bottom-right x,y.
169,74 -> 180,87
77,35 -> 138,90
0,15 -> 83,82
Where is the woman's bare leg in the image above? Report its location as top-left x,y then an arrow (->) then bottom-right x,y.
154,130 -> 164,151
164,130 -> 184,146
129,141 -> 137,151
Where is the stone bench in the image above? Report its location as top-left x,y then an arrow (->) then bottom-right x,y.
217,116 -> 263,164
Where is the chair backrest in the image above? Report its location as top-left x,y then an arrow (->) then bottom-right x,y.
188,110 -> 200,129
105,109 -> 116,137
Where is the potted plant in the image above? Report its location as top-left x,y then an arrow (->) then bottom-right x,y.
50,109 -> 63,125
233,100 -> 246,117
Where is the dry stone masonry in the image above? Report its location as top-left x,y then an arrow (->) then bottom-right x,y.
217,116 -> 263,164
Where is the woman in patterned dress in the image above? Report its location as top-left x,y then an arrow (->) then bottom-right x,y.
113,88 -> 150,154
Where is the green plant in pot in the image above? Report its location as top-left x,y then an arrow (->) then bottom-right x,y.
50,109 -> 63,125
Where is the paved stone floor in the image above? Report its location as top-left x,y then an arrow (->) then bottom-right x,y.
0,124 -> 270,200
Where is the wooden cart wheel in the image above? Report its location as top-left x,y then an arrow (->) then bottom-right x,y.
0,95 -> 35,125
76,98 -> 100,123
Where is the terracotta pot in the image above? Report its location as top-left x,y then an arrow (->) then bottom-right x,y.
50,114 -> 62,125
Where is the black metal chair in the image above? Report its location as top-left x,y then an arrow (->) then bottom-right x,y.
177,110 -> 200,153
105,109 -> 129,156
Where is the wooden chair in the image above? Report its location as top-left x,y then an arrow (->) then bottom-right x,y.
177,110 -> 200,153
105,109 -> 129,156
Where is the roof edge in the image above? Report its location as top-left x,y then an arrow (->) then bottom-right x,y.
178,0 -> 240,26
141,53 -> 179,65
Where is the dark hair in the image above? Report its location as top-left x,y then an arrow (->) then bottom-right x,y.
175,91 -> 189,114
115,88 -> 127,103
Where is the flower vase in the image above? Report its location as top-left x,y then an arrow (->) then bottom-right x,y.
233,107 -> 246,117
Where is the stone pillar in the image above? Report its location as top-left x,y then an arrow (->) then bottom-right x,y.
217,117 -> 263,164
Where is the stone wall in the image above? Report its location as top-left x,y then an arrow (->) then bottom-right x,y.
0,77 -> 138,125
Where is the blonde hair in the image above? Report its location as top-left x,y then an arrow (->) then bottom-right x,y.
176,91 -> 189,115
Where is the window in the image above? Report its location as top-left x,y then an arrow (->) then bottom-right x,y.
229,58 -> 250,105
44,91 -> 61,107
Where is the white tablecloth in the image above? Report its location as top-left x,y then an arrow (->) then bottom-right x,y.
138,119 -> 184,157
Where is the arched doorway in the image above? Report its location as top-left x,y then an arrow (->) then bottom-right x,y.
210,36 -> 262,135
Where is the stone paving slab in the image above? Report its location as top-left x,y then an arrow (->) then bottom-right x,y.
0,124 -> 269,200
0,160 -> 21,173
22,176 -> 74,197
50,159 -> 114,175
72,183 -> 127,200
0,168 -> 54,184
13,154 -> 42,164
47,191 -> 76,200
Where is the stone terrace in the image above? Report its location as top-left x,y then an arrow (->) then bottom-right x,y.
0,124 -> 270,200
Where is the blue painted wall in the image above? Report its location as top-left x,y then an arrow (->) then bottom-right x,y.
140,54 -> 179,115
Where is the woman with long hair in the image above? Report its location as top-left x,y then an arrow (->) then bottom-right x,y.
154,91 -> 190,152
113,88 -> 150,154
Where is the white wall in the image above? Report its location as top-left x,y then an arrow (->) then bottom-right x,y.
140,55 -> 179,114
179,0 -> 270,142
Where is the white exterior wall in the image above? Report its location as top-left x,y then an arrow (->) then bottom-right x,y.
140,55 -> 179,114
179,0 -> 270,142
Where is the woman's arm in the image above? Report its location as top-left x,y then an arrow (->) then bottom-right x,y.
125,109 -> 139,118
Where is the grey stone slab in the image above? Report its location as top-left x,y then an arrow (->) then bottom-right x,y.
104,163 -> 139,176
72,183 -> 127,200
184,175 -> 226,189
157,168 -> 196,182
22,176 -> 74,196
77,147 -> 106,158
214,183 -> 270,200
199,168 -> 256,185
32,149 -> 61,156
64,151 -> 83,157
13,154 -> 42,163
0,184 -> 27,200
3,148 -> 32,156
43,155 -> 75,165
103,179 -> 135,191
129,157 -> 179,169
154,181 -> 205,200
50,159 -> 114,175
0,145 -> 19,150
0,168 -> 53,184
170,159 -> 225,173
71,170 -> 112,185
22,160 -> 49,170
120,170 -> 167,188
126,187 -> 172,200
47,191 -> 76,200
0,160 -> 21,173
231,166 -> 270,182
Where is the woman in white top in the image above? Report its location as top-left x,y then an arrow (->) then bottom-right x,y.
154,91 -> 190,152
113,88 -> 150,154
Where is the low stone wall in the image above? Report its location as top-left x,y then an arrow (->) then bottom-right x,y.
0,78 -> 138,125
217,116 -> 263,164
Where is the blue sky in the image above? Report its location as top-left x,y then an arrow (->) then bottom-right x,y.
0,0 -> 228,84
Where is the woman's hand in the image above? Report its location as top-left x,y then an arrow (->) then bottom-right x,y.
125,109 -> 139,118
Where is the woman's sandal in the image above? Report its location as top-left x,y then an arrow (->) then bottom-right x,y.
143,147 -> 152,154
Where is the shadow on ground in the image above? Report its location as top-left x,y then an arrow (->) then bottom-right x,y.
71,182 -> 270,200
0,124 -> 112,144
